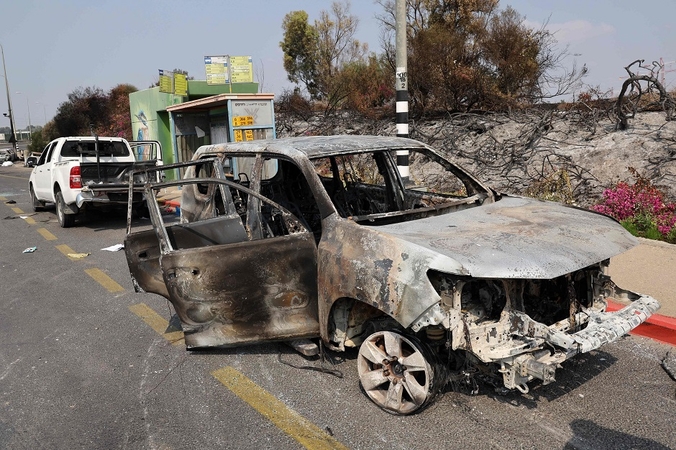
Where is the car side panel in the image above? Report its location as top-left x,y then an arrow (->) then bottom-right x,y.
160,232 -> 320,348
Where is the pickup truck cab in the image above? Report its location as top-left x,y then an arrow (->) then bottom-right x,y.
28,136 -> 159,227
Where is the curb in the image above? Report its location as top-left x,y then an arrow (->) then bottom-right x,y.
607,300 -> 676,346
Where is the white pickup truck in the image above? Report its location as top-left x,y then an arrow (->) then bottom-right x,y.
28,136 -> 161,227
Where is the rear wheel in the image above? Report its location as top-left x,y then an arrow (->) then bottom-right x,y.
357,330 -> 442,415
29,184 -> 45,212
55,191 -> 76,228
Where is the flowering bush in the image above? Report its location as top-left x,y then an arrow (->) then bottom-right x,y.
592,168 -> 676,243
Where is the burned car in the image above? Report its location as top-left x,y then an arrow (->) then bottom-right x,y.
124,135 -> 659,414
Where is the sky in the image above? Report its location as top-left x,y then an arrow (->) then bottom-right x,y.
1,0 -> 675,130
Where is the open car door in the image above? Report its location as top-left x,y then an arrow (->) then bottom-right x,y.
124,163 -> 319,349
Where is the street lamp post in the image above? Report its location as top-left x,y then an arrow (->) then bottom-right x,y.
0,43 -> 18,159
16,91 -> 32,166
17,92 -> 32,140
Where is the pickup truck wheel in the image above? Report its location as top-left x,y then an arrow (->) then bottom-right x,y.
357,330 -> 442,415
55,191 -> 76,228
30,185 -> 45,212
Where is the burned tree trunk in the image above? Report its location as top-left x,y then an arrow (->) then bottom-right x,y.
615,60 -> 675,130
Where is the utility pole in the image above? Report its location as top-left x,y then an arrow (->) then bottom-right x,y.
17,93 -> 32,139
16,92 -> 32,165
0,43 -> 18,160
395,0 -> 409,181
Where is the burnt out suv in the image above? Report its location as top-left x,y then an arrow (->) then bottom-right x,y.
124,135 -> 659,414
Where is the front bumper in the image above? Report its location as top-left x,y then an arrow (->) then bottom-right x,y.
496,294 -> 660,391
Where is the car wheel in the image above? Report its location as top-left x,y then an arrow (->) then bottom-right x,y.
30,184 -> 45,212
357,330 -> 442,415
55,191 -> 76,228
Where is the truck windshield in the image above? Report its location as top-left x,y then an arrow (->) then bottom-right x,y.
61,141 -> 130,158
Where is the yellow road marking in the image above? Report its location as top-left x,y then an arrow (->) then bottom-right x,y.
212,367 -> 348,450
128,303 -> 184,346
0,196 -> 6,201
5,203 -> 36,223
56,244 -> 78,259
85,268 -> 125,293
37,228 -> 57,240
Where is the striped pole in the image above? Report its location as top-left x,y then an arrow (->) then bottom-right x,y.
395,0 -> 409,181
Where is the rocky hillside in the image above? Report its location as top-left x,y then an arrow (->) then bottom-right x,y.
276,110 -> 676,208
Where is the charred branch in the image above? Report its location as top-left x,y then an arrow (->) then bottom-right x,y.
615,60 -> 676,130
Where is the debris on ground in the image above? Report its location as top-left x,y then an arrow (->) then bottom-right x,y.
22,247 -> 37,253
5,199 -> 16,204
4,216 -> 18,220
67,252 -> 90,259
2,161 -> 13,167
101,244 -> 124,252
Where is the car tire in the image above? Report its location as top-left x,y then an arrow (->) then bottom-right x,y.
30,184 -> 45,212
55,191 -> 76,228
357,330 -> 444,415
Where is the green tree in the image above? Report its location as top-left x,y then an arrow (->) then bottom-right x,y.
27,127 -> 47,153
280,10 -> 320,98
315,1 -> 367,101
280,0 -> 368,110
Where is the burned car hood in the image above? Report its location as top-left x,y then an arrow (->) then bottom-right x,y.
370,195 -> 637,279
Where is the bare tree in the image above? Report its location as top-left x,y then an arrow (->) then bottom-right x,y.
255,58 -> 265,93
374,0 -> 586,113
615,59 -> 676,130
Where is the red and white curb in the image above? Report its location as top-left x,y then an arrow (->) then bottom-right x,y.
608,300 -> 676,346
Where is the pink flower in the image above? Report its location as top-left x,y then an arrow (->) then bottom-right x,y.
592,173 -> 676,239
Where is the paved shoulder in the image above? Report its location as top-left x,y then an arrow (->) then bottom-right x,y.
609,237 -> 676,318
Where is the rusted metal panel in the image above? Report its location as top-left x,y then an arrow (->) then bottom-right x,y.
317,215 -> 467,337
161,231 -> 320,348
123,228 -> 169,298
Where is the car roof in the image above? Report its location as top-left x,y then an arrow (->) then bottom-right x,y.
55,136 -> 128,142
193,135 -> 431,160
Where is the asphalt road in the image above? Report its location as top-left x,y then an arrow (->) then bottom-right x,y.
1,164 -> 675,450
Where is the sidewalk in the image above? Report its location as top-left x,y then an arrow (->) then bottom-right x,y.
607,237 -> 676,345
609,237 -> 676,318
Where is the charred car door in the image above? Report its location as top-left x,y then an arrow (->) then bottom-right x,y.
125,165 -> 320,349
